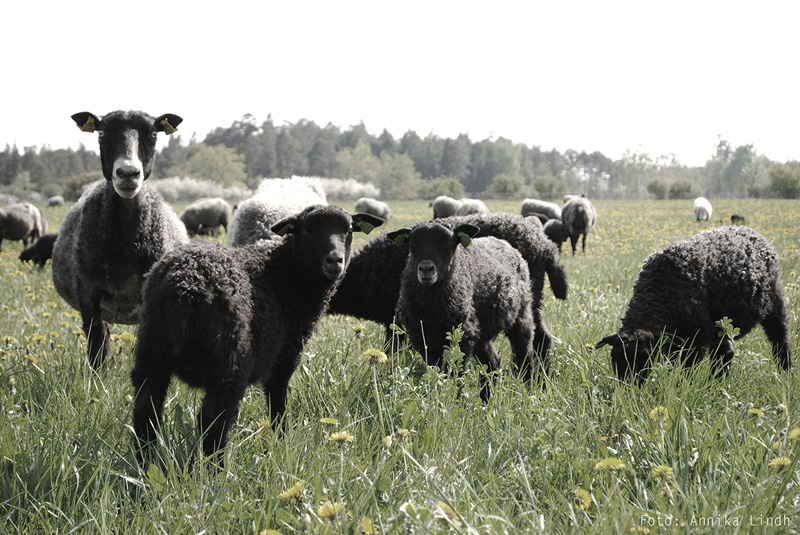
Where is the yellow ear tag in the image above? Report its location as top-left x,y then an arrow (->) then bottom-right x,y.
80,117 -> 96,132
160,118 -> 177,135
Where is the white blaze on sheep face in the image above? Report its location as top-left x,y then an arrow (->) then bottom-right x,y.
111,129 -> 144,199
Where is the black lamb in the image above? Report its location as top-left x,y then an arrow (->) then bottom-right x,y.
596,226 -> 793,382
19,232 -> 57,267
387,222 -> 540,401
131,205 -> 383,462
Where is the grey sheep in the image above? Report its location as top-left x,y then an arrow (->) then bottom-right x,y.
596,226 -> 793,382
131,205 -> 383,461
52,110 -> 188,368
228,176 -> 327,245
521,199 -> 562,221
47,195 -> 65,207
456,198 -> 490,216
179,197 -> 232,236
543,219 -> 567,253
387,223 -> 540,401
355,197 -> 391,220
329,212 -> 568,369
561,196 -> 597,254
524,215 -> 544,231
693,197 -> 712,221
430,195 -> 463,218
0,202 -> 43,251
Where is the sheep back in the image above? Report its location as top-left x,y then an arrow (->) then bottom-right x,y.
180,197 -> 232,235
430,195 -> 463,218
521,199 -> 562,221
355,197 -> 391,220
0,202 -> 42,248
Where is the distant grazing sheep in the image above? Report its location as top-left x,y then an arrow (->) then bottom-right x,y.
693,197 -> 712,221
561,196 -> 597,255
0,202 -> 43,251
456,198 -> 490,216
543,219 -> 567,253
228,177 -> 327,245
52,110 -> 188,368
131,205 -> 384,461
596,226 -> 792,382
47,195 -> 64,207
430,195 -> 463,218
179,197 -> 232,236
355,197 -> 391,220
731,214 -> 746,225
329,212 -> 568,366
524,215 -> 543,231
387,223 -> 540,400
19,233 -> 57,267
521,199 -> 562,221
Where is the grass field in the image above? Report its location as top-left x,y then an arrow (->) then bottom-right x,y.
1,198 -> 799,534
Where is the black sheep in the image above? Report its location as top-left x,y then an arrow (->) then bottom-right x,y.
387,223 -> 539,401
328,212 -> 569,362
131,205 -> 383,461
19,232 -> 57,267
596,226 -> 793,382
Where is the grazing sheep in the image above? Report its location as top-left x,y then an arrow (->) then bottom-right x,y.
521,199 -> 562,221
561,196 -> 597,255
355,197 -> 391,221
131,205 -> 384,461
387,223 -> 540,401
228,177 -> 327,245
596,226 -> 792,382
731,214 -> 746,225
52,110 -> 188,368
524,215 -> 544,231
430,195 -> 463,219
456,198 -> 490,216
47,195 -> 65,207
543,219 -> 567,253
179,197 -> 232,236
0,202 -> 42,251
329,212 -> 568,366
19,232 -> 57,267
693,197 -> 712,221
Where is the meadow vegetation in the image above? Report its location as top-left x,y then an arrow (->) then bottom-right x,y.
1,199 -> 798,534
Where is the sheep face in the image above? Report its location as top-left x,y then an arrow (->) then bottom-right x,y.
272,205 -> 384,281
388,223 -> 480,287
71,110 -> 182,199
596,330 -> 688,382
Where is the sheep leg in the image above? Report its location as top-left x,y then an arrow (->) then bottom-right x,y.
711,336 -> 735,378
131,368 -> 172,464
198,386 -> 245,460
508,317 -> 542,388
82,312 -> 110,369
530,311 -> 552,384
569,235 -> 578,255
473,340 -> 500,403
262,369 -> 297,432
581,233 -> 587,253
761,307 -> 793,371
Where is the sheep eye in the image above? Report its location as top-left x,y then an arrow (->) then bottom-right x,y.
151,131 -> 158,139
97,131 -> 105,138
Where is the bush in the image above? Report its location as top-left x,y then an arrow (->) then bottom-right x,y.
150,177 -> 253,204
769,163 -> 800,199
315,178 -> 380,200
417,176 -> 465,200
646,179 -> 669,200
668,179 -> 701,199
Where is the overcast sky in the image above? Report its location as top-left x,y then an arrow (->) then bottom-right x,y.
2,0 -> 797,167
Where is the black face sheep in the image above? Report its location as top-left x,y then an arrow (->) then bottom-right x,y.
731,214 -> 746,225
19,232 -> 57,267
561,196 -> 597,255
455,198 -> 490,216
51,111 -> 188,368
596,226 -> 793,383
179,197 -> 232,236
386,223 -> 540,401
521,198 -> 562,221
228,176 -> 327,245
328,212 -> 568,365
693,197 -> 712,221
355,197 -> 391,221
0,202 -> 42,251
430,195 -> 463,219
543,219 -> 567,253
131,205 -> 384,462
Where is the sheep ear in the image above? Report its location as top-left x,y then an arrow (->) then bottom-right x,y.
72,112 -> 100,133
352,213 -> 385,235
154,114 -> 183,135
387,228 -> 412,247
271,218 -> 297,236
453,223 -> 480,248
595,335 -> 620,349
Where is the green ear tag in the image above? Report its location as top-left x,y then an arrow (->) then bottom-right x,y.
275,222 -> 295,236
80,117 -> 96,133
160,118 -> 177,135
354,220 -> 376,235
457,232 -> 473,248
392,234 -> 409,247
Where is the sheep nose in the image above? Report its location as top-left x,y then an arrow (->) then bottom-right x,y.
115,165 -> 141,180
323,251 -> 345,279
417,260 -> 438,285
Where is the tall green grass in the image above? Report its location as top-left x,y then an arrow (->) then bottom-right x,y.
1,199 -> 798,534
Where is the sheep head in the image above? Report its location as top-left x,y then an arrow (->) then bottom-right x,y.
72,111 -> 182,199
596,330 -> 688,383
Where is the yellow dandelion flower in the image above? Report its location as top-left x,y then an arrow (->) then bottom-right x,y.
382,435 -> 393,449
768,457 -> 792,472
363,348 -> 388,365
396,427 -> 411,438
748,408 -> 765,418
630,527 -> 651,534
27,293 -> 36,300
773,442 -> 783,453
650,465 -> 674,482
787,428 -> 800,442
278,480 -> 306,501
328,431 -> 355,444
46,301 -> 57,309
41,312 -> 51,319
594,457 -> 626,472
258,530 -> 283,535
257,418 -> 273,435
436,501 -> 461,526
49,332 -> 59,339
124,394 -> 133,405
29,334 -> 46,344
1,336 -> 19,345
360,516 -> 376,534
118,332 -> 136,344
649,406 -> 669,422
317,501 -> 344,518
352,323 -> 364,336
60,322 -> 70,328
320,417 -> 339,427
571,488 -> 592,511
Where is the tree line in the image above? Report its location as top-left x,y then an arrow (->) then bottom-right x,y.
2,113 -> 799,201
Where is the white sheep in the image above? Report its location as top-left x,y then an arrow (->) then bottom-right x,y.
693,197 -> 712,221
